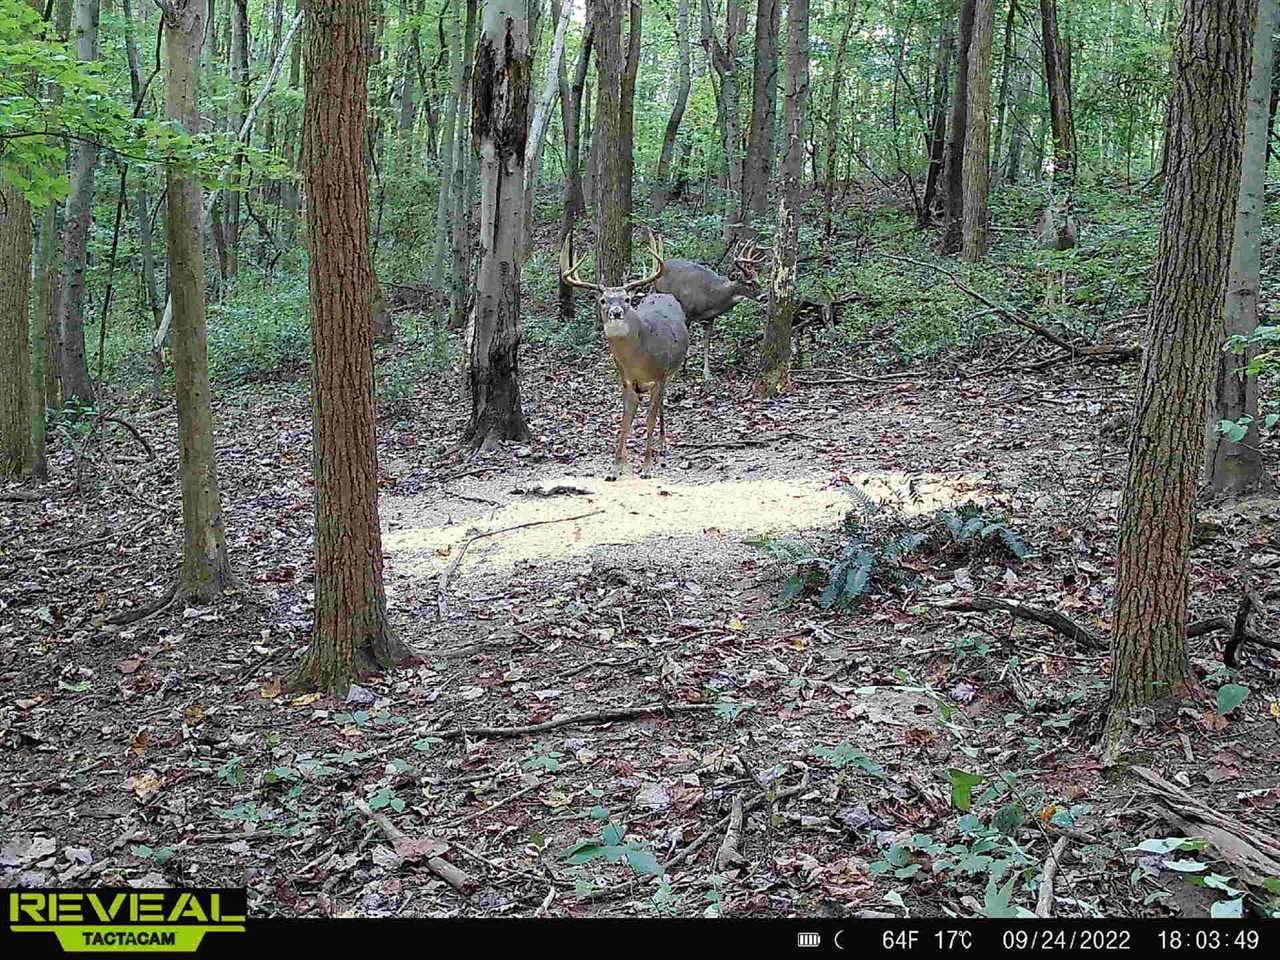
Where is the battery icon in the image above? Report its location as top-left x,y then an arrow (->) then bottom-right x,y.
798,932 -> 822,948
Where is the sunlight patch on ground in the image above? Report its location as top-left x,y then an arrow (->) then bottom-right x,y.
381,470 -> 991,585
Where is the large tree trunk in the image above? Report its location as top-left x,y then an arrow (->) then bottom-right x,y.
753,0 -> 808,398
699,0 -> 745,240
449,0 -> 479,329
32,204 -> 56,479
1204,0 -> 1277,495
653,0 -> 692,213
1039,0 -> 1078,249
741,0 -> 780,237
961,0 -> 994,261
942,0 -> 975,254
292,0 -> 408,694
59,0 -> 102,406
0,181 -> 33,477
992,0 -> 1017,173
559,25 -> 595,322
467,0 -> 533,451
1106,0 -> 1256,753
158,0 -> 233,602
593,0 -> 629,283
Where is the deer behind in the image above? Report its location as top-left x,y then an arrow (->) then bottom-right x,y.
653,242 -> 769,379
561,232 -> 690,480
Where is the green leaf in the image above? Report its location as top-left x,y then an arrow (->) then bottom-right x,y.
1217,683 -> 1250,716
1210,898 -> 1243,919
622,845 -> 664,877
948,769 -> 986,812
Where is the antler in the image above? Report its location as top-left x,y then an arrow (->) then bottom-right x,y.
624,228 -> 666,292
559,234 -> 603,292
732,241 -> 771,282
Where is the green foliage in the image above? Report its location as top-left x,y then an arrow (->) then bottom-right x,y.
563,812 -> 665,878
752,494 -> 1034,609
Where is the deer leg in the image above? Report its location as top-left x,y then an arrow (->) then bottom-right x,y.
702,324 -> 713,381
609,383 -> 639,481
641,381 -> 664,478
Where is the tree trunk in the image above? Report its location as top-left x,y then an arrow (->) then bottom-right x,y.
824,0 -> 858,236
31,203 -> 55,479
281,0 -> 303,240
121,0 -> 162,326
449,0 -> 479,329
559,25 -> 595,322
921,20 -> 954,227
1204,0 -> 1277,495
653,0 -> 692,213
227,0 -> 248,279
157,0 -> 234,603
521,0 -> 574,260
753,0 -> 808,397
593,0 -> 629,283
699,0 -> 745,240
467,0 -> 533,451
0,180 -> 33,477
430,4 -> 462,286
992,0 -> 1017,173
741,0 -> 780,237
292,0 -> 408,694
620,1 -> 641,234
961,0 -> 994,261
942,0 -> 975,254
59,0 -> 102,406
1039,0 -> 1078,248
1107,0 -> 1257,752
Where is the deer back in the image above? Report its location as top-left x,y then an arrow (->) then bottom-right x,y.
654,259 -> 758,325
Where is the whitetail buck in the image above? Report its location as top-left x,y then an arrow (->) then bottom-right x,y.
653,242 -> 770,379
560,231 -> 690,480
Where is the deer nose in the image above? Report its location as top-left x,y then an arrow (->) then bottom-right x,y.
608,306 -> 624,319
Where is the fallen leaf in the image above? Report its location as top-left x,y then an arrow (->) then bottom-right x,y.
261,677 -> 283,700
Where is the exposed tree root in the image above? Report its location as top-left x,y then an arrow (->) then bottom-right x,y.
353,798 -> 472,893
932,596 -> 1107,650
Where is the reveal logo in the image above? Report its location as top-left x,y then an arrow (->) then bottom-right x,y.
7,889 -> 246,953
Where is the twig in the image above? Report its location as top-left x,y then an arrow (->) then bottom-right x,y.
105,580 -> 178,626
353,798 -> 472,893
420,702 -> 721,741
437,508 -> 605,617
1035,836 -> 1070,918
445,777 -> 546,827
13,532 -> 122,561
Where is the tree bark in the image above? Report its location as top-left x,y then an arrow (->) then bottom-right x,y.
449,0 -> 479,328
466,0 -> 533,452
0,180 -> 33,477
961,0 -> 994,261
1107,0 -> 1257,751
59,0 -> 101,406
1204,0 -> 1277,495
559,25 -> 595,322
741,0 -> 780,237
620,1 -> 641,238
921,19 -> 954,227
226,0 -> 248,279
753,0 -> 808,398
121,0 -> 162,327
942,0 -> 975,254
653,0 -> 692,213
292,0 -> 408,694
521,0 -> 575,260
1039,0 -> 1078,248
431,3 -> 463,286
158,0 -> 234,603
593,0 -> 629,283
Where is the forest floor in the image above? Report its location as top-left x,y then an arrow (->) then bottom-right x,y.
3,334 -> 1280,919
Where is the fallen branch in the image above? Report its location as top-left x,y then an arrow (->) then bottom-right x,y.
436,508 -> 604,617
931,596 -> 1107,651
0,490 -> 40,503
420,702 -> 721,741
880,253 -> 1141,363
105,580 -> 178,626
98,415 -> 156,462
1035,836 -> 1070,918
1130,765 -> 1280,888
713,791 -> 747,871
353,798 -> 472,893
